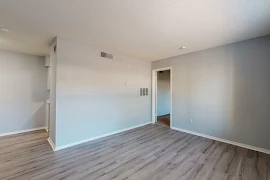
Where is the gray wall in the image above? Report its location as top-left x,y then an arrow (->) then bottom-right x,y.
55,37 -> 151,147
152,35 -> 270,150
157,70 -> 170,116
0,49 -> 47,134
49,40 -> 57,144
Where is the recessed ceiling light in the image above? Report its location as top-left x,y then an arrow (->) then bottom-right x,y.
0,28 -> 10,33
180,46 -> 186,49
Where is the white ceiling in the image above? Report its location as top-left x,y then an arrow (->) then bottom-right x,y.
0,0 -> 269,61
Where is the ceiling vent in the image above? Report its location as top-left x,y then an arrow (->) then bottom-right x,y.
101,52 -> 113,59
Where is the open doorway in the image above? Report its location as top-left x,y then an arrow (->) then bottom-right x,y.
152,67 -> 172,128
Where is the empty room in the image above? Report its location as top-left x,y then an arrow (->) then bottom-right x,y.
0,1 -> 270,180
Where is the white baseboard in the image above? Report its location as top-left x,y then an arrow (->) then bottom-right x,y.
47,137 -> 56,151
54,122 -> 151,151
171,126 -> 270,155
0,127 -> 47,137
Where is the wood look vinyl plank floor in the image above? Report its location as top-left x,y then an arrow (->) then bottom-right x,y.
157,114 -> 170,127
0,124 -> 270,180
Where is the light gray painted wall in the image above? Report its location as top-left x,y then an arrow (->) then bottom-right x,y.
152,35 -> 270,150
55,37 -> 151,147
157,70 -> 170,116
49,40 -> 57,144
0,49 -> 47,134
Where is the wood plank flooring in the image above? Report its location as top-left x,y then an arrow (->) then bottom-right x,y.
157,114 -> 170,127
0,124 -> 270,180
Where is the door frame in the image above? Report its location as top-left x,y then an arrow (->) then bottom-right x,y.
152,67 -> 172,128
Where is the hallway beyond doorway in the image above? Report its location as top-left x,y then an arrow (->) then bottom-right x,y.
157,114 -> 170,127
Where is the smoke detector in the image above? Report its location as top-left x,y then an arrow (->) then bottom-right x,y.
180,46 -> 186,50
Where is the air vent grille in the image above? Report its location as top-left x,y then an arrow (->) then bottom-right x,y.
139,88 -> 149,97
101,52 -> 113,59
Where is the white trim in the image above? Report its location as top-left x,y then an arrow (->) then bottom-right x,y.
47,137 -> 56,151
152,67 -> 172,129
0,127 -> 46,137
171,126 -> 270,155
53,122 -> 151,151
152,70 -> 156,124
45,127 -> 49,132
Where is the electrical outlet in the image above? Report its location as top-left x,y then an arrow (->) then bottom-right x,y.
190,118 -> 193,124
100,122 -> 103,126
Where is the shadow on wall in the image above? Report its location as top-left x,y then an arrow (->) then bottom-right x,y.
186,48 -> 233,139
153,35 -> 270,150
187,41 -> 270,149
0,50 -> 47,134
230,40 -> 270,149
15,53 -> 47,129
23,103 -> 46,130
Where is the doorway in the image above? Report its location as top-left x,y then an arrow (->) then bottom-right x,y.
152,67 -> 172,128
